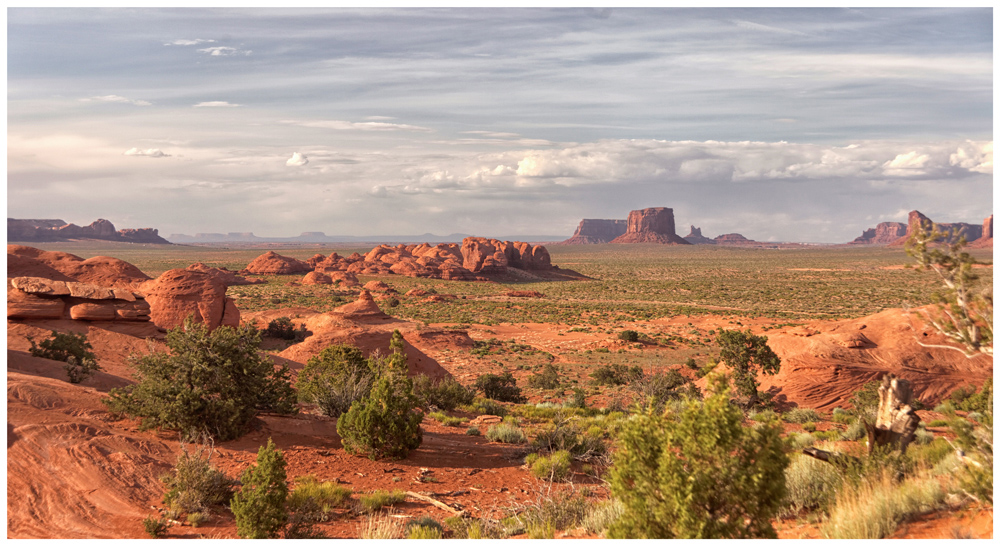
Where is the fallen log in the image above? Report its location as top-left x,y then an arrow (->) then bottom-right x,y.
405,491 -> 465,517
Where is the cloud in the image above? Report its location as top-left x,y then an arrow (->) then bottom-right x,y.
949,141 -> 993,174
165,39 -> 215,46
882,151 -> 931,176
733,19 -> 808,37
80,95 -> 151,106
286,152 -> 309,167
193,101 -> 242,108
365,116 -> 396,121
197,46 -> 252,56
123,147 -> 169,158
282,120 -> 432,132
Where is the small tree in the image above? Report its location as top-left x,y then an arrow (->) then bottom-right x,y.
608,374 -> 788,538
716,329 -> 781,408
905,219 -> 992,357
28,330 -> 101,384
297,345 -> 376,417
231,438 -> 289,539
162,439 -> 236,516
474,371 -> 527,403
337,373 -> 423,460
104,318 -> 297,441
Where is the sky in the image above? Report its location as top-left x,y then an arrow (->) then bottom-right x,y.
6,7 -> 994,242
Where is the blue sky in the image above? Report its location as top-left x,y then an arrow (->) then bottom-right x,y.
7,8 -> 993,242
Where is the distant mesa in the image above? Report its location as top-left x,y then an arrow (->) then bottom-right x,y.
561,219 -> 628,244
610,207 -> 691,244
7,218 -> 170,244
242,237 -> 581,282
969,215 -> 993,248
683,226 -> 715,245
848,222 -> 907,245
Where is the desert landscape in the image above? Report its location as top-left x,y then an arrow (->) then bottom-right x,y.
8,7 -> 993,541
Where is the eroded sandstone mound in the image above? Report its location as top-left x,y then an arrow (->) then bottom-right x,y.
8,218 -> 170,244
139,269 -> 239,330
560,219 -> 628,244
245,237 -> 574,282
610,207 -> 691,244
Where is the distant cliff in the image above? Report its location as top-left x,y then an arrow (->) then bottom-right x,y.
7,218 -> 170,244
560,219 -> 628,244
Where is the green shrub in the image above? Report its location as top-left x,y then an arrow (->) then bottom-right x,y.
749,409 -> 778,422
231,438 -> 289,539
716,329 -> 781,408
296,345 -> 375,418
506,490 -> 590,535
802,422 -> 817,433
851,380 -> 881,421
684,357 -> 699,370
783,407 -> 822,424
526,450 -> 572,481
474,372 -> 527,403
359,489 -> 406,514
104,319 -> 296,441
832,407 -> 854,424
412,375 -> 475,411
913,428 -> 934,445
781,454 -> 843,517
265,317 -> 308,342
359,509 -> 404,539
841,420 -> 866,441
628,369 -> 690,411
161,441 -> 236,515
957,378 -> 992,415
462,397 -> 507,417
618,330 -> 640,342
142,515 -> 170,538
485,423 -> 527,444
608,374 -> 788,538
28,330 -> 101,384
582,498 -> 624,536
907,437 -> 953,468
567,387 -> 588,409
926,419 -> 949,428
186,512 -> 209,527
404,515 -> 443,538
589,364 -> 643,386
337,374 -> 423,460
788,432 -> 816,450
527,363 -> 562,390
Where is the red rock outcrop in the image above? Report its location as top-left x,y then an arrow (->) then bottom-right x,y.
683,226 -> 716,245
610,208 -> 691,245
887,210 -> 984,246
849,222 -> 908,245
242,251 -> 312,275
969,215 -> 993,248
185,263 -> 262,286
7,218 -> 170,244
325,290 -> 390,323
8,276 -> 152,324
560,219 -> 628,244
8,245 -> 150,290
301,272 -> 333,285
139,269 -> 238,330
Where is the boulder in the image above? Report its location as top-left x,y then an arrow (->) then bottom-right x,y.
243,251 -> 312,275
9,277 -> 71,296
610,207 -> 691,244
139,269 -> 232,330
7,290 -> 65,319
560,219 -> 628,244
301,272 -> 333,285
69,302 -> 117,321
66,282 -> 114,300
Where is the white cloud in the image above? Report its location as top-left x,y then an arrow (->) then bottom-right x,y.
882,151 -> 931,176
165,39 -> 215,46
197,46 -> 252,56
123,147 -> 169,158
283,119 -> 432,132
365,116 -> 396,120
80,95 -> 151,106
286,152 -> 309,167
949,141 -> 993,174
193,101 -> 242,108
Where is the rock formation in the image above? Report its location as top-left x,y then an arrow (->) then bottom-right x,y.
849,222 -> 908,245
301,272 -> 333,285
609,207 -> 691,244
713,233 -> 757,245
242,251 -> 312,275
969,215 -> 993,248
560,219 -> 628,244
139,269 -> 239,330
7,276 -> 152,324
185,263 -> 263,286
244,237 -> 571,282
683,226 -> 716,245
7,218 -> 170,244
888,210 -> 984,246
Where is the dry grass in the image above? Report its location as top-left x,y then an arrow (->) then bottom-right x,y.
820,470 -> 947,539
358,509 -> 405,539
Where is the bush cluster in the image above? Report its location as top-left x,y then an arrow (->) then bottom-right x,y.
297,345 -> 376,418
337,373 -> 423,460
104,319 -> 296,441
589,364 -> 643,386
161,441 -> 236,517
264,317 -> 308,342
526,450 -> 572,481
231,439 -> 289,539
474,372 -> 527,403
526,363 -> 562,390
28,330 -> 101,384
412,375 -> 476,410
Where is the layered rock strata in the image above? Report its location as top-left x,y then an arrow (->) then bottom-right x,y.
8,218 -> 170,244
609,207 -> 691,244
560,219 -> 628,244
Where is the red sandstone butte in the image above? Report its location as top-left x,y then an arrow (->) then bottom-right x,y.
610,207 -> 691,244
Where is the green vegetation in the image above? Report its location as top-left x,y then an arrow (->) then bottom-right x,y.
286,475 -> 352,521
526,362 -> 562,389
525,450 -> 572,481
296,345 -> 376,418
28,330 -> 100,384
821,470 -> 947,539
142,515 -> 170,538
358,489 -> 406,514
618,330 -> 640,342
412,374 -> 476,410
608,375 -> 788,538
104,319 -> 296,441
716,329 -> 781,408
485,423 -> 527,444
473,371 -> 527,403
264,316 -> 308,341
337,371 -> 423,460
783,407 -> 822,424
161,441 -> 236,517
231,438 -> 289,539
589,363 -> 643,386
850,380 -> 881,421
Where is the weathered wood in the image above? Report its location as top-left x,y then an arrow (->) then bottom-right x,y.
865,374 -> 921,455
405,491 -> 465,517
801,447 -> 860,468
